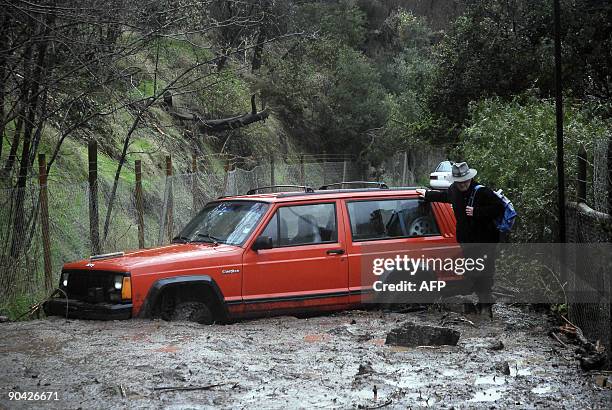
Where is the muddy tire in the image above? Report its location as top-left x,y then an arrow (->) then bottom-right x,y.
171,301 -> 213,324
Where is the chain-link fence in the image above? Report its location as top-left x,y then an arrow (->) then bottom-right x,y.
0,183 -> 47,316
381,146 -> 446,187
566,136 -> 612,369
0,155 -> 408,317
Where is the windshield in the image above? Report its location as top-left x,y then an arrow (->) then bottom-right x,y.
173,201 -> 269,246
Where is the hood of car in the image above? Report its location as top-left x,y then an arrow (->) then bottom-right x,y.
63,243 -> 241,272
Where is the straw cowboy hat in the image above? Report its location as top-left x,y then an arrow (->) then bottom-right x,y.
451,162 -> 477,182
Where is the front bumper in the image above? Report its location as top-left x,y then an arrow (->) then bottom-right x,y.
44,298 -> 132,320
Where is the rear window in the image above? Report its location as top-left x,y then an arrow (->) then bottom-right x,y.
347,199 -> 440,241
435,161 -> 453,172
259,203 -> 337,247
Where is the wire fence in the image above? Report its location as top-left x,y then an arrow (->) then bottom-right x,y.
0,150 -> 444,317
566,136 -> 612,369
380,147 -> 446,187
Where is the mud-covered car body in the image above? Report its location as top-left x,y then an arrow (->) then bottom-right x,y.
45,186 -> 461,322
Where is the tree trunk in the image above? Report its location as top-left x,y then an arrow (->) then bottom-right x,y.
3,116 -> 23,177
2,39 -> 32,177
102,112 -> 144,245
170,95 -> 269,132
0,8 -> 9,161
251,0 -> 270,72
11,12 -> 53,258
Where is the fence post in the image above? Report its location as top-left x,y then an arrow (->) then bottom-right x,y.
322,150 -> 327,185
577,144 -> 587,203
166,155 -> 173,243
270,155 -> 275,188
401,152 -> 408,186
222,158 -> 230,196
88,140 -> 100,255
192,154 -> 198,216
38,154 -> 53,291
300,154 -> 305,187
135,160 -> 145,249
608,138 -> 612,214
342,159 -> 348,183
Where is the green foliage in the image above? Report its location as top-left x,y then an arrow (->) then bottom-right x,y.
373,12 -> 440,159
200,69 -> 251,117
267,39 -> 388,158
0,294 -> 39,321
298,1 -> 367,48
458,96 -> 610,242
428,0 -> 612,141
429,1 -> 551,128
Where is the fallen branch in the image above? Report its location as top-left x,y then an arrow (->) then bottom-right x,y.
551,332 -> 568,348
169,94 -> 269,133
366,399 -> 393,409
154,382 -> 230,392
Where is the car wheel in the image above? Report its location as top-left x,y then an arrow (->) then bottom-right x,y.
172,301 -> 214,325
408,216 -> 434,236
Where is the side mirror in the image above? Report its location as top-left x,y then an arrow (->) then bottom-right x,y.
252,236 -> 273,251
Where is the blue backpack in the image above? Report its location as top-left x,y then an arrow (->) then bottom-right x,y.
470,185 -> 517,233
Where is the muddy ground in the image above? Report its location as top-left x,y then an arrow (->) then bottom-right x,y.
0,305 -> 610,409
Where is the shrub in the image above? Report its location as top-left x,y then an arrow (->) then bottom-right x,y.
458,96 -> 610,242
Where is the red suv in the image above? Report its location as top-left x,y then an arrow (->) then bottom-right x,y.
44,183 -> 461,323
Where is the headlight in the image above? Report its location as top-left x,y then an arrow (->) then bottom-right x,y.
60,272 -> 69,288
114,275 -> 123,290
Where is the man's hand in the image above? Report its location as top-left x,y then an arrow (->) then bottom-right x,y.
416,188 -> 427,198
466,206 -> 474,216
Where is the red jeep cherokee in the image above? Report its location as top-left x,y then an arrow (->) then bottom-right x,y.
44,183 -> 461,323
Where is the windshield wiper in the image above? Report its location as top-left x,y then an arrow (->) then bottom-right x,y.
172,235 -> 190,243
194,233 -> 223,245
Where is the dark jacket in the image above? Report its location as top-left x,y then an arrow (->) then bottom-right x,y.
425,180 -> 504,243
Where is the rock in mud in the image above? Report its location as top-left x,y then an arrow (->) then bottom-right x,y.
385,322 -> 460,347
495,361 -> 511,375
488,340 -> 505,351
357,362 -> 374,375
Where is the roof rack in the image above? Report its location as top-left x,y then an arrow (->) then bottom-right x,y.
319,181 -> 389,190
246,185 -> 315,195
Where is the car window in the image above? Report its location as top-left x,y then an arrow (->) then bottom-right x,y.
436,161 -> 452,172
174,201 -> 269,246
258,203 -> 337,247
347,199 -> 440,241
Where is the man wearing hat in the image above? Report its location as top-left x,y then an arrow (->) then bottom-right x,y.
417,162 -> 504,317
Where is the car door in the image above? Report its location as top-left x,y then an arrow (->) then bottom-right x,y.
343,196 -> 461,304
241,200 -> 349,314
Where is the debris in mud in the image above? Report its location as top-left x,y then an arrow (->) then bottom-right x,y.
551,316 -> 608,371
437,295 -> 479,315
440,312 -> 476,328
594,375 -> 612,389
357,362 -> 374,375
495,361 -> 511,375
579,352 -> 607,371
0,315 -> 9,323
488,340 -> 505,351
153,382 -> 230,393
385,322 -> 460,347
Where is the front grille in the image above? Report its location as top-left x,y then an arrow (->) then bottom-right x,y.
64,270 -> 119,302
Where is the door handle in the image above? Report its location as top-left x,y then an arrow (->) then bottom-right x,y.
326,249 -> 345,255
